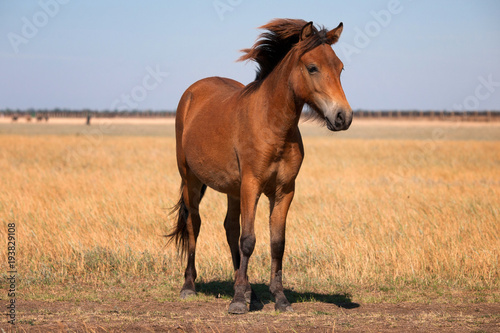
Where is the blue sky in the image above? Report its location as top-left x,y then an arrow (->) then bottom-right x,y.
0,0 -> 499,111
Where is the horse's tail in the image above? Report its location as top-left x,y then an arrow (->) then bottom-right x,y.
166,183 -> 207,258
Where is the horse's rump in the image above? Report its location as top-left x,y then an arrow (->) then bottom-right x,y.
175,77 -> 244,196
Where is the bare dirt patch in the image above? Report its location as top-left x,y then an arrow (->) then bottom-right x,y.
4,298 -> 499,332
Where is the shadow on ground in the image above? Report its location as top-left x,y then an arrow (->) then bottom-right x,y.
196,280 -> 360,311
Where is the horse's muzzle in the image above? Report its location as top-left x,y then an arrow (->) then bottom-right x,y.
325,110 -> 352,131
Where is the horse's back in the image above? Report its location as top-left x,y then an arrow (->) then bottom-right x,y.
176,76 -> 243,128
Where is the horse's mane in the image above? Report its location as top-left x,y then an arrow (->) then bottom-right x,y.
238,19 -> 330,88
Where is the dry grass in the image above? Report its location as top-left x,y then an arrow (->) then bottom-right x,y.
0,122 -> 498,303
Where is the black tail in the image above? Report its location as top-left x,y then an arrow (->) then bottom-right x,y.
166,184 -> 207,258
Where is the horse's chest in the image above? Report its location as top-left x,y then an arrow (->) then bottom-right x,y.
257,144 -> 304,190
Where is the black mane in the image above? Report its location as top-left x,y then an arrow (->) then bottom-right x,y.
238,19 -> 329,84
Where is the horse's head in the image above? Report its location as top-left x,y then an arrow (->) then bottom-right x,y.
290,22 -> 352,131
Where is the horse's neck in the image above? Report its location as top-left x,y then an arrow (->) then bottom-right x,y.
253,61 -> 303,137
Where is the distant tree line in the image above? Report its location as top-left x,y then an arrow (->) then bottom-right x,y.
0,109 -> 176,119
1,109 -> 499,122
353,109 -> 500,121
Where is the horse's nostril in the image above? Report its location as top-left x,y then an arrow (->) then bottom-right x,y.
325,112 -> 347,131
335,112 -> 345,126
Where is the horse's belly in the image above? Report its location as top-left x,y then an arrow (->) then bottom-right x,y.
184,142 -> 241,197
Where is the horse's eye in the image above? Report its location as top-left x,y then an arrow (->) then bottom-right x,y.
306,65 -> 318,74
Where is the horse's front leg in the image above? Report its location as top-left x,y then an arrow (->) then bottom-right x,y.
228,179 -> 260,314
269,185 -> 295,312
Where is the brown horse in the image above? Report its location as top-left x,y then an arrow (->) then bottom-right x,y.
168,19 -> 352,314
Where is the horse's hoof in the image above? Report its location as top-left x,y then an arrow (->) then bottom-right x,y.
244,290 -> 252,304
275,300 -> 293,312
180,289 -> 196,299
228,301 -> 248,314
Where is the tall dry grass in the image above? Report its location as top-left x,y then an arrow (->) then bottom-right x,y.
0,130 -> 498,299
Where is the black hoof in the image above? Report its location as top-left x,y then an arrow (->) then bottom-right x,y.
275,304 -> 294,312
275,299 -> 293,312
180,289 -> 196,299
228,301 -> 248,314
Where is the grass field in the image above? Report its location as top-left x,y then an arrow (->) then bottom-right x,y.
0,119 -> 499,331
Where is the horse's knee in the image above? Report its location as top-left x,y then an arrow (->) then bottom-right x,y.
239,234 -> 256,257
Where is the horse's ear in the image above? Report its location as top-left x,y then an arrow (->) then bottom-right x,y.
326,22 -> 343,44
300,21 -> 314,41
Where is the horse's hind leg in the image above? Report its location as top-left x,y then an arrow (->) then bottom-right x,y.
179,176 -> 205,299
224,195 -> 241,271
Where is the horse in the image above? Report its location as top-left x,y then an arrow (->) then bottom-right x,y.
167,18 -> 352,314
